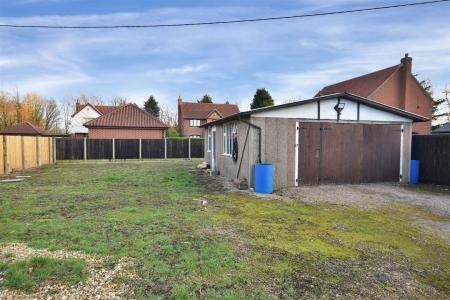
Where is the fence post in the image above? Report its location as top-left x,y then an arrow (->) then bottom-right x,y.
3,135 -> 7,174
139,139 -> 142,160
36,136 -> 40,167
83,138 -> 87,160
164,138 -> 167,160
188,138 -> 191,160
53,137 -> 56,163
21,136 -> 25,169
112,138 -> 115,161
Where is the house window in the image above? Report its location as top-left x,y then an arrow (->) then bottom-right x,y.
190,119 -> 201,127
190,135 -> 201,139
207,129 -> 212,152
222,123 -> 236,155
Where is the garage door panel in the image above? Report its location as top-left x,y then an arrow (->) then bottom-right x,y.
298,122 -> 320,184
320,123 -> 362,184
298,122 -> 401,184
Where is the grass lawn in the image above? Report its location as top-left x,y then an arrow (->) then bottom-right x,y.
0,160 -> 449,299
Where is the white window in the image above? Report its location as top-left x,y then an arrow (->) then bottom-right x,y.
222,123 -> 237,155
190,119 -> 201,127
190,135 -> 201,139
207,129 -> 212,152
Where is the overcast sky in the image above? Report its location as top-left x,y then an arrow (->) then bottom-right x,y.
0,0 -> 449,110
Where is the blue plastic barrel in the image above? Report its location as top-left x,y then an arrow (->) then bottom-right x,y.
410,160 -> 420,184
254,163 -> 273,194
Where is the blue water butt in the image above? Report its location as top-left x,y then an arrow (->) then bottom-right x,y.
410,160 -> 420,184
254,163 -> 273,194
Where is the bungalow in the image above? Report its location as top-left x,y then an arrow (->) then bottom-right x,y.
201,92 -> 428,188
84,103 -> 169,139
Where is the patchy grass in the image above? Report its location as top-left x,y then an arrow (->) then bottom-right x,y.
0,159 -> 448,298
0,256 -> 86,290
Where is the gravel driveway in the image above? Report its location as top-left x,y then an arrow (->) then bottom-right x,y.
278,183 -> 450,242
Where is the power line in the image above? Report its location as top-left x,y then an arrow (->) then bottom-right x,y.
0,0 -> 448,29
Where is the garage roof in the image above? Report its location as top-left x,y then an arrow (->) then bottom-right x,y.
200,92 -> 428,127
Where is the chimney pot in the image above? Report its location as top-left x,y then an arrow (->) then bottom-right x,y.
177,96 -> 182,105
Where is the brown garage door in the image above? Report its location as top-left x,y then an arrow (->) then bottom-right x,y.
298,122 -> 401,184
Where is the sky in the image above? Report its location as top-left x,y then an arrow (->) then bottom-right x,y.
0,0 -> 449,112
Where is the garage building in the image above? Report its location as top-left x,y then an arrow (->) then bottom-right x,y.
200,92 -> 428,188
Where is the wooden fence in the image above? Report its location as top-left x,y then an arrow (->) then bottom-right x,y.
56,138 -> 204,160
411,134 -> 450,185
1,135 -> 55,176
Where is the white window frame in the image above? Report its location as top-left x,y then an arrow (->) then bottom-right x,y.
207,129 -> 212,152
190,135 -> 201,139
222,123 -> 237,156
189,119 -> 201,127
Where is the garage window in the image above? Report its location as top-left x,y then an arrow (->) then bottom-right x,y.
222,124 -> 236,155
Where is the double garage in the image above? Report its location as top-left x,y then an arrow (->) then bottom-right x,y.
202,93 -> 427,188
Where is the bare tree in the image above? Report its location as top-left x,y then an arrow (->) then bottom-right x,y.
110,96 -> 128,106
61,97 -> 74,134
44,99 -> 60,132
77,94 -> 104,105
159,105 -> 178,127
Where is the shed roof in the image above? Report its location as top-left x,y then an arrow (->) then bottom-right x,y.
200,92 -> 428,127
84,103 -> 169,129
180,102 -> 239,119
0,122 -> 50,136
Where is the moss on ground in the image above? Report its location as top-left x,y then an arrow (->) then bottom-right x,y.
0,160 -> 448,298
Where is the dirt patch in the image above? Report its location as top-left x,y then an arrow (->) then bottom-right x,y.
0,243 -> 137,299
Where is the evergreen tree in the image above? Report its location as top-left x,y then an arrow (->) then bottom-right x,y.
198,94 -> 213,103
144,95 -> 160,118
250,88 -> 274,109
417,77 -> 447,128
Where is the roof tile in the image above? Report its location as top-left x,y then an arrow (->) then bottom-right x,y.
181,102 -> 240,119
84,103 -> 169,128
0,122 -> 49,136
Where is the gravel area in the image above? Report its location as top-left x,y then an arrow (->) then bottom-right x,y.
279,183 -> 450,216
278,183 -> 450,242
0,243 -> 137,299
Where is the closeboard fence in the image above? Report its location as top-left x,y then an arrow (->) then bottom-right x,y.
56,138 -> 204,160
1,135 -> 55,175
411,134 -> 450,185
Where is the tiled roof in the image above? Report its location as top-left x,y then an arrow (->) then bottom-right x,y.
317,65 -> 401,97
181,102 -> 240,119
72,104 -> 118,117
84,103 -> 169,129
0,122 -> 49,136
432,123 -> 450,133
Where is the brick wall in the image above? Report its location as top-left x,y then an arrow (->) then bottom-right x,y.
182,119 -> 205,137
88,128 -> 166,139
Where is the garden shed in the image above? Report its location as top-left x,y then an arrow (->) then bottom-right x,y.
200,92 -> 428,188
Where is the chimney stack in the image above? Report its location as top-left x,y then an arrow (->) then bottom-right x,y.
75,99 -> 81,112
400,53 -> 412,109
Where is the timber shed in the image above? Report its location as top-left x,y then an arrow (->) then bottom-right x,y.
200,92 -> 428,188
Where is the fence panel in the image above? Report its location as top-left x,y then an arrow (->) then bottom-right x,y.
0,136 -> 4,175
167,139 -> 189,158
55,138 -> 205,160
142,139 -> 165,159
412,135 -> 450,185
88,139 -> 113,159
23,136 -> 38,169
115,139 -> 139,159
190,139 -> 204,158
56,138 -> 84,160
1,135 -> 54,175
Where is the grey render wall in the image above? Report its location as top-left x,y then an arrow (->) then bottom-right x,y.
204,117 -> 413,189
204,119 -> 258,185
